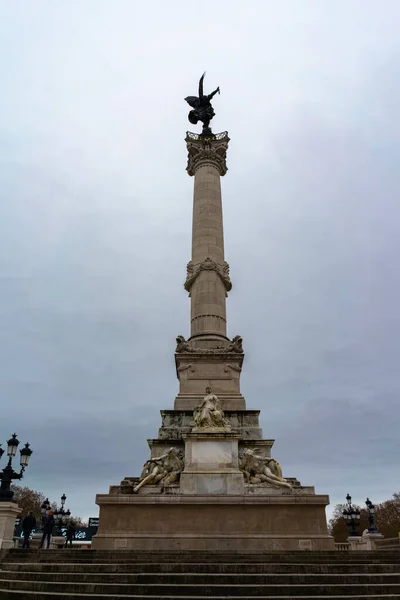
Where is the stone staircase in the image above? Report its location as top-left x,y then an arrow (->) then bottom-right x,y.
0,549 -> 400,598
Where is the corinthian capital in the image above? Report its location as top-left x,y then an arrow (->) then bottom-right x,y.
185,131 -> 230,176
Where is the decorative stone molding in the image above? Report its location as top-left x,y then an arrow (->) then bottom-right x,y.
177,362 -> 195,373
185,131 -> 230,177
175,334 -> 243,354
224,363 -> 242,373
184,258 -> 232,293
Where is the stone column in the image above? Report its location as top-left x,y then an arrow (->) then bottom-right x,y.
185,132 -> 231,342
0,502 -> 21,549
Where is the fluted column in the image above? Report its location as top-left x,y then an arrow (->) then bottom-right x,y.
184,132 -> 231,341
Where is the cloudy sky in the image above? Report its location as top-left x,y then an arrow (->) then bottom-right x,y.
1,0 -> 399,522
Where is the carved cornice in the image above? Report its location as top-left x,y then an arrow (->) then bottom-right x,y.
175,335 -> 243,354
185,131 -> 230,176
184,257 -> 232,293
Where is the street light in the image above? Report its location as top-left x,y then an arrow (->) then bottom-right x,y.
0,434 -> 33,501
54,494 -> 71,533
342,493 -> 361,536
365,498 -> 378,533
41,498 -> 51,518
20,444 -> 33,469
7,434 -> 19,458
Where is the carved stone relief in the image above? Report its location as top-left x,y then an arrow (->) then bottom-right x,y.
184,258 -> 232,293
175,334 -> 243,354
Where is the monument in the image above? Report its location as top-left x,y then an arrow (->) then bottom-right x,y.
93,74 -> 334,551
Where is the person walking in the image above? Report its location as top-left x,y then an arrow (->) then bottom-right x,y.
65,523 -> 75,548
22,511 -> 37,548
39,510 -> 55,549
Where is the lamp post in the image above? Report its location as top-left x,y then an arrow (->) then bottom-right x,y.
0,434 -> 33,501
54,494 -> 71,535
40,498 -> 51,527
342,493 -> 361,536
365,498 -> 378,533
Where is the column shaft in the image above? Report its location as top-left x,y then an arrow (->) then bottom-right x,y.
191,163 -> 227,339
184,133 -> 231,342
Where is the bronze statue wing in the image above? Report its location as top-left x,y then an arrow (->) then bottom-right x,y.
185,96 -> 200,109
198,72 -> 206,98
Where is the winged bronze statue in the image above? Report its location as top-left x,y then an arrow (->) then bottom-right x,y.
185,72 -> 220,135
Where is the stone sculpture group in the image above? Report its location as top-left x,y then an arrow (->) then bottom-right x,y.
131,389 -> 291,493
239,448 -> 291,489
191,387 -> 231,430
133,448 -> 183,493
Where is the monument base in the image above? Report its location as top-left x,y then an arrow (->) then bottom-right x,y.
93,493 -> 334,552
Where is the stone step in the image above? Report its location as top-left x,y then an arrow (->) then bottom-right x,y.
3,562 -> 399,574
0,570 -> 399,585
5,550 -> 400,564
6,549 -> 399,558
0,594 -> 399,600
1,579 -> 400,596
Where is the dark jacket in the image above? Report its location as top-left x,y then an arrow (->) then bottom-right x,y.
22,514 -> 36,534
43,515 -> 55,534
66,525 -> 76,540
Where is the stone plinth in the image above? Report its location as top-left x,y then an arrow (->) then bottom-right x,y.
0,503 -> 21,550
175,351 -> 245,410
93,492 -> 334,552
347,532 -> 385,551
180,431 -> 244,495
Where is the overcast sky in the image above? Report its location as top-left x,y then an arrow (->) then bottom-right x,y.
1,0 -> 399,522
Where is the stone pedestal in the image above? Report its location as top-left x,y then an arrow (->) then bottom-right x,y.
180,431 -> 244,495
93,492 -> 334,551
362,532 -> 384,550
347,535 -> 362,551
347,532 -> 385,551
94,423 -> 334,552
0,503 -> 21,550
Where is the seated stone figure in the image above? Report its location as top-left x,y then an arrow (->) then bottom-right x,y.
239,449 -> 291,489
133,448 -> 184,493
191,387 -> 231,430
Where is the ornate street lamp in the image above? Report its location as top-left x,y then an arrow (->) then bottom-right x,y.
0,434 -> 33,501
54,494 -> 71,534
342,493 -> 361,536
365,497 -> 378,533
41,498 -> 51,521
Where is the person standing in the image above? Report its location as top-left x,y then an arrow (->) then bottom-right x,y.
65,523 -> 76,548
22,512 -> 37,548
39,510 -> 55,549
